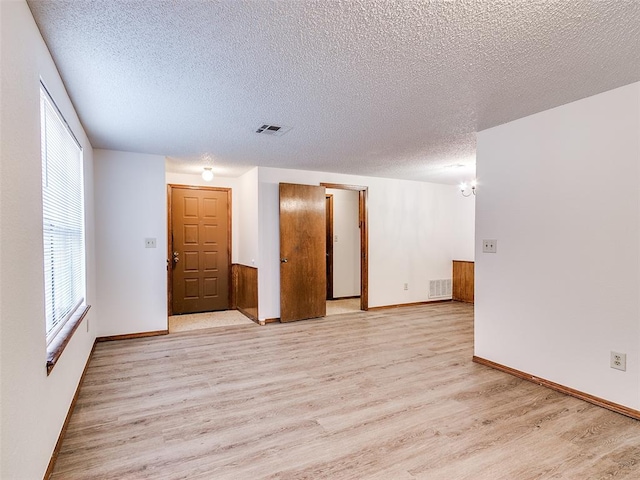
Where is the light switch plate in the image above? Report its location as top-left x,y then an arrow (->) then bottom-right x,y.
145,238 -> 157,248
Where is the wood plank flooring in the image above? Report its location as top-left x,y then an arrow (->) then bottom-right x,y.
51,302 -> 640,479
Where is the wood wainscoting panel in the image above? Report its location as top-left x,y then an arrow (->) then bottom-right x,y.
452,260 -> 474,303
232,264 -> 258,322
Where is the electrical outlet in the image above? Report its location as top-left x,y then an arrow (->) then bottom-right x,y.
145,238 -> 157,248
404,283 -> 408,290
483,239 -> 497,253
611,351 -> 626,371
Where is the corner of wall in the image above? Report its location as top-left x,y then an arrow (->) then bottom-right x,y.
475,82 -> 640,410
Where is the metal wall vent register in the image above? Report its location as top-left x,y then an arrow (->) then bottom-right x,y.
256,124 -> 292,136
429,279 -> 452,298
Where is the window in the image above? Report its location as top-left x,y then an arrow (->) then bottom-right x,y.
40,84 -> 85,345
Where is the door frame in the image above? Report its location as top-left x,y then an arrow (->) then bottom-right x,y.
325,194 -> 334,300
321,183 -> 368,311
167,184 -> 232,316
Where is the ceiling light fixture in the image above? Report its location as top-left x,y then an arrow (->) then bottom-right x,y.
202,167 -> 214,182
460,179 -> 476,197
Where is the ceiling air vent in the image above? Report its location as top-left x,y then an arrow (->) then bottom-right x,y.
256,124 -> 292,137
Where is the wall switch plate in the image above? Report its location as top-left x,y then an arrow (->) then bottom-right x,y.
404,283 -> 408,290
611,352 -> 627,371
483,239 -> 497,253
145,238 -> 157,248
334,235 -> 338,242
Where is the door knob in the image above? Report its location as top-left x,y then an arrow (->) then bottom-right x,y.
281,258 -> 288,263
173,251 -> 180,263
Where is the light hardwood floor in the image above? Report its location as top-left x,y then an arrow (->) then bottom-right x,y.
51,302 -> 640,479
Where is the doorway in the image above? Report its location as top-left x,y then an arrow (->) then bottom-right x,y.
325,193 -> 334,300
278,182 -> 369,323
326,187 -> 362,314
167,184 -> 232,316
321,183 -> 368,311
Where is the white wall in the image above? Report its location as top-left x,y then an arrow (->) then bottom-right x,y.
0,4 -> 475,469
237,167 -> 259,267
475,82 -> 640,410
165,168 -> 260,268
257,167 -> 466,320
327,188 -> 360,298
452,189 -> 475,261
0,1 -> 97,478
95,150 -> 167,337
165,171 -> 241,264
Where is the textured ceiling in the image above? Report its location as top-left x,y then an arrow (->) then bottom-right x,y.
27,0 -> 640,183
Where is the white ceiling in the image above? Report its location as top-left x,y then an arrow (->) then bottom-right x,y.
27,0 -> 640,184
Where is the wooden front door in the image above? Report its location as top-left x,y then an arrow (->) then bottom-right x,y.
170,186 -> 230,314
279,183 -> 326,322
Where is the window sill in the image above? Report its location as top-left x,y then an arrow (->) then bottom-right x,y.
46,305 -> 91,375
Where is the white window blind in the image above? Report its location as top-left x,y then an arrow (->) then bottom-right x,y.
40,84 -> 85,344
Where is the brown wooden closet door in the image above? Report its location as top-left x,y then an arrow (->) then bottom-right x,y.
279,183 -> 326,322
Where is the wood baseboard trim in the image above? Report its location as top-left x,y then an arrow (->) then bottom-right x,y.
96,330 -> 169,342
472,356 -> 640,421
44,340 -> 97,480
368,299 -> 452,311
260,301 -> 453,322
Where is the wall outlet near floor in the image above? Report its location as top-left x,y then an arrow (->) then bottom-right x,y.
611,351 -> 626,371
404,283 -> 408,290
483,239 -> 497,253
